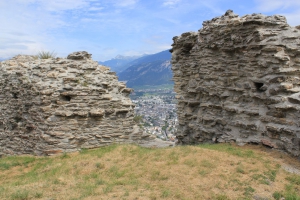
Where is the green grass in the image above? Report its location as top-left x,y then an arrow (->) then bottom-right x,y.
161,189 -> 171,198
167,151 -> 179,164
286,175 -> 300,185
272,173 -> 300,199
236,165 -> 246,174
34,192 -> 43,198
0,144 -> 299,200
108,165 -> 126,178
60,152 -> 70,159
0,156 -> 36,170
200,159 -> 215,168
284,184 -> 300,200
95,162 -> 105,169
215,194 -> 230,200
199,143 -> 255,158
10,190 -> 29,200
243,186 -> 255,197
264,169 -> 277,181
273,191 -> 283,200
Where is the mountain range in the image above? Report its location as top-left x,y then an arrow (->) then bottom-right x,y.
99,50 -> 173,88
98,55 -> 142,74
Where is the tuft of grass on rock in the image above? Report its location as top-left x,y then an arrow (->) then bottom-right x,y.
37,51 -> 57,59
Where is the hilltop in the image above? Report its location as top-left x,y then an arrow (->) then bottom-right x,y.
0,144 -> 299,200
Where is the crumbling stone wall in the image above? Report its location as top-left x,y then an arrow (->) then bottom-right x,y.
0,51 -> 152,156
171,10 -> 300,157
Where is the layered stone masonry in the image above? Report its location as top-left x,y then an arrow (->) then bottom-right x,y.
171,10 -> 300,157
0,51 -> 153,156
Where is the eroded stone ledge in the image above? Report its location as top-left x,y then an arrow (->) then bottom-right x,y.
0,51 -> 155,156
171,10 -> 300,157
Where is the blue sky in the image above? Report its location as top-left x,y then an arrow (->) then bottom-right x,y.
1,0 -> 300,61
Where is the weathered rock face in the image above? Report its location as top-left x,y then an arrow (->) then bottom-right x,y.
0,51 -> 153,156
171,10 -> 300,157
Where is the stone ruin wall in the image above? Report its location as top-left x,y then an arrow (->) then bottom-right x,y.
171,10 -> 300,157
0,51 -> 153,156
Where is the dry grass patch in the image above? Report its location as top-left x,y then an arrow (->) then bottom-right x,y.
0,143 -> 299,200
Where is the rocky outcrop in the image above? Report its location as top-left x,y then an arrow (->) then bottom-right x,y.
0,51 -> 154,156
171,10 -> 300,157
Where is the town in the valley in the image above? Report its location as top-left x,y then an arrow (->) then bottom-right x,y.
130,88 -> 178,142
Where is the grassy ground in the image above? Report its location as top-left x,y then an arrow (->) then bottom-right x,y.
0,143 -> 299,200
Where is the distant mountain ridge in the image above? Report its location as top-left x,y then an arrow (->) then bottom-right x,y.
118,50 -> 173,88
99,55 -> 144,73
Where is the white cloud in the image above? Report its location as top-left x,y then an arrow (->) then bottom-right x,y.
281,10 -> 300,26
255,0 -> 300,12
163,0 -> 181,7
27,0 -> 89,11
114,0 -> 139,7
200,1 -> 224,15
254,0 -> 300,26
89,6 -> 104,11
0,0 -> 96,58
6,0 -> 300,61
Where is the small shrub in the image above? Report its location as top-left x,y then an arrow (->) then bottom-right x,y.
244,186 -> 255,197
37,51 -> 57,59
34,192 -> 43,198
199,169 -> 209,176
133,115 -> 143,123
161,190 -> 170,198
264,169 -> 277,182
81,81 -> 88,87
60,152 -> 70,159
236,165 -> 246,174
95,162 -> 105,169
96,179 -> 105,185
272,191 -> 283,200
53,179 -> 61,184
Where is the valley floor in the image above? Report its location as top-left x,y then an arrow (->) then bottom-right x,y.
131,87 -> 178,141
